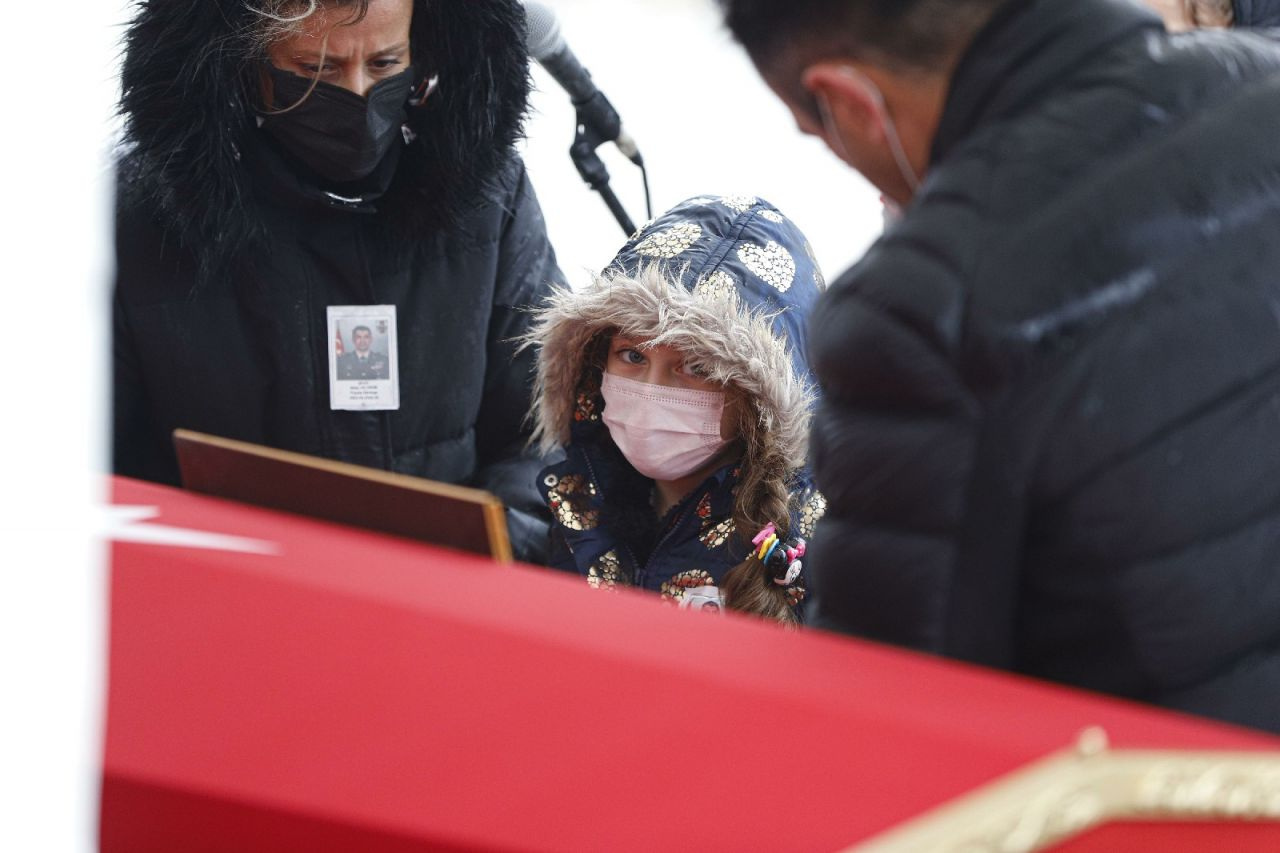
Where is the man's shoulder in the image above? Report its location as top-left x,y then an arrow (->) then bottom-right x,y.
866,41 -> 1280,321
959,27 -> 1280,205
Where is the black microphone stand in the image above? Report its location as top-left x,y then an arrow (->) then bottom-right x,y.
570,120 -> 635,237
566,91 -> 643,237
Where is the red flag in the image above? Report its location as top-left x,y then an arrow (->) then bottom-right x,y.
334,323 -> 344,356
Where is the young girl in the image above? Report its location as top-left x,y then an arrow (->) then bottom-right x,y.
528,195 -> 826,622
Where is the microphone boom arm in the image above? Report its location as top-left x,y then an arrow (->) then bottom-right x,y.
569,111 -> 637,237
524,2 -> 644,236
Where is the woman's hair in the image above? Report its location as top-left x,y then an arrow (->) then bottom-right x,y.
720,387 -> 799,625
1183,0 -> 1235,26
248,0 -> 371,50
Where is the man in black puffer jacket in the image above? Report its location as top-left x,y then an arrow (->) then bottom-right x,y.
722,0 -> 1280,733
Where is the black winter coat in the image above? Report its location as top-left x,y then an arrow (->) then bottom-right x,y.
1236,0 -> 1280,26
807,0 -> 1280,733
112,0 -> 564,561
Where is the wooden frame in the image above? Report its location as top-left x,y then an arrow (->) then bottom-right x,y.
173,429 -> 512,562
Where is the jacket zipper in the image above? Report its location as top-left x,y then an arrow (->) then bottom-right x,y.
581,450 -> 644,584
352,219 -> 394,471
639,497 -> 697,588
579,449 -> 702,588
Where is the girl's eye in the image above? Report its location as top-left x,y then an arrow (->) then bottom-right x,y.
300,63 -> 334,75
617,348 -> 645,366
371,57 -> 403,70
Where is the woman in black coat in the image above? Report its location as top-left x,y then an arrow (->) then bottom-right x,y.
113,0 -> 565,559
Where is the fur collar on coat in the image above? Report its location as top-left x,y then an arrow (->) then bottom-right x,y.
116,0 -> 531,272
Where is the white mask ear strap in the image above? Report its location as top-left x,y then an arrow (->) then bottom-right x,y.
835,66 -> 923,195
816,92 -> 853,162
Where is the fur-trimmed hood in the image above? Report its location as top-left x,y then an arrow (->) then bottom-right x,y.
529,195 -> 824,474
116,0 -> 531,271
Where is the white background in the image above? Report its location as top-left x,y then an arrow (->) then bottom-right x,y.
0,1 -> 884,848
522,0 -> 883,287
0,1 -> 120,848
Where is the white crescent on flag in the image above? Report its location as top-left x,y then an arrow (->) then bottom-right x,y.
97,506 -> 279,555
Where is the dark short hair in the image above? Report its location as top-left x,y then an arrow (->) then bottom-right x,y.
720,0 -> 1003,79
352,325 -> 372,337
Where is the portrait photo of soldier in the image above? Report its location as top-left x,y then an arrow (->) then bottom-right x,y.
337,325 -> 390,381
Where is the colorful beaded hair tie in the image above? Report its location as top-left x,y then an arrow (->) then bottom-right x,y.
751,523 -> 805,587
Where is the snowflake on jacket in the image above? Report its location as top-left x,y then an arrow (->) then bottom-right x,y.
527,195 -> 826,619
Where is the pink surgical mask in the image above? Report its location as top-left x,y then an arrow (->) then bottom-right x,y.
600,372 -> 732,481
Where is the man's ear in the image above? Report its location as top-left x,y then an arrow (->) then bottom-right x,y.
801,62 -> 888,147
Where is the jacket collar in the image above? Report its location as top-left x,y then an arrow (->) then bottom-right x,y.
241,129 -> 400,218
931,0 -> 1162,165
1235,0 -> 1280,26
550,441 -> 745,578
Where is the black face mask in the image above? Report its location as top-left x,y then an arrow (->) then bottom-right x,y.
259,64 -> 414,184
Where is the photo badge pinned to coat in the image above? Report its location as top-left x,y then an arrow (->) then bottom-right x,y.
679,585 -> 726,614
327,305 -> 400,411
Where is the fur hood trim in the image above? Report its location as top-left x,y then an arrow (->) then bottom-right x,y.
527,195 -> 825,474
117,0 -> 531,270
